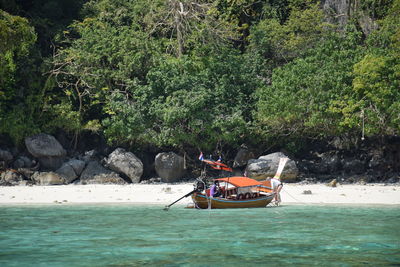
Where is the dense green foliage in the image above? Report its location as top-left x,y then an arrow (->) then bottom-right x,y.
0,9 -> 38,144
0,0 -> 399,154
256,28 -> 364,138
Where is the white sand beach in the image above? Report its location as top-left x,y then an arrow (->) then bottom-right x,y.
0,183 -> 399,206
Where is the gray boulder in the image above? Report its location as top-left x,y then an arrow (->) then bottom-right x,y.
67,159 -> 86,176
245,152 -> 298,182
25,134 -> 66,170
13,159 -> 24,169
32,172 -> 65,185
56,164 -> 77,183
56,159 -> 86,184
13,156 -> 34,169
78,161 -> 126,184
104,148 -> 143,183
154,152 -> 186,183
0,149 -> 13,162
233,148 -> 255,168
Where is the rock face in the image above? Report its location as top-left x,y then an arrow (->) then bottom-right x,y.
32,172 -> 65,185
299,151 -> 342,175
246,152 -> 298,182
322,0 -> 378,36
154,152 -> 186,183
25,134 -> 66,171
233,148 -> 255,168
342,158 -> 366,174
56,159 -> 86,184
104,148 -> 143,183
79,161 -> 126,184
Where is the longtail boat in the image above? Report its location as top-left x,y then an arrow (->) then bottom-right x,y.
191,176 -> 275,209
163,155 -> 289,210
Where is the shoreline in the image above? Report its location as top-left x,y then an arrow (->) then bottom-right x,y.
0,183 -> 399,206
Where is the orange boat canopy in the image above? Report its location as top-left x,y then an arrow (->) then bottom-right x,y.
215,176 -> 262,187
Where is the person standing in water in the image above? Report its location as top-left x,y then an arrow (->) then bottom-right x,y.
270,158 -> 288,205
270,177 -> 283,204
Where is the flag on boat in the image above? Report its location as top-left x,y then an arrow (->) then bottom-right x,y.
198,152 -> 204,161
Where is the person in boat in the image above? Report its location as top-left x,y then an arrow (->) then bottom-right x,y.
210,180 -> 222,198
270,177 -> 283,204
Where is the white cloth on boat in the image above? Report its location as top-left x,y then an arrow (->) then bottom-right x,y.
237,187 -> 253,195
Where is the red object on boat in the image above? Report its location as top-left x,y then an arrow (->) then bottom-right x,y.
202,159 -> 233,172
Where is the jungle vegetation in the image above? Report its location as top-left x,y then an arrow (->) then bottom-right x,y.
0,0 -> 399,156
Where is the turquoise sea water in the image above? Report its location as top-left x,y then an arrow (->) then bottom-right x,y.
0,204 -> 399,266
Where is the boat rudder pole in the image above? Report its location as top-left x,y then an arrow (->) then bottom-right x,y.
163,189 -> 197,211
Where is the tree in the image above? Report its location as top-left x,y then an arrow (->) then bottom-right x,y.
0,10 -> 38,144
255,28 -> 365,144
352,54 -> 400,135
332,0 -> 400,137
0,10 -> 36,100
146,0 -> 237,57
103,47 -> 260,151
247,1 -> 332,67
48,0 -> 165,147
50,0 -> 255,152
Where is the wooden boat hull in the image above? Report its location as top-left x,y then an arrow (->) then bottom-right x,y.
192,192 -> 274,209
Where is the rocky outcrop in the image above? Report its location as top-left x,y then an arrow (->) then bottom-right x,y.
25,134 -> 66,171
246,152 -> 298,182
296,136 -> 400,181
299,151 -> 342,175
32,172 -> 65,185
1,129 -> 398,186
104,148 -> 143,183
154,152 -> 186,183
78,161 -> 126,184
